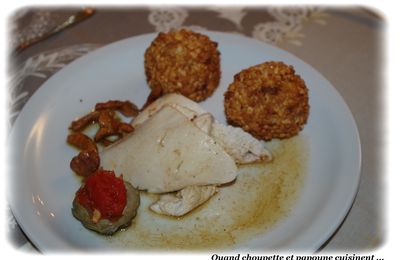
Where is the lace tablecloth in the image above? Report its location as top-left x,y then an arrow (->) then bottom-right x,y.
7,6 -> 383,253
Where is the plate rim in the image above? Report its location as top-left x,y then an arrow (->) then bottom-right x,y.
8,31 -> 362,252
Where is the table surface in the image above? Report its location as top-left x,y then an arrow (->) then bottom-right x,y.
7,6 -> 384,253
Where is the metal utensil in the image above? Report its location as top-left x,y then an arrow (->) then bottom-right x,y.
14,8 -> 95,53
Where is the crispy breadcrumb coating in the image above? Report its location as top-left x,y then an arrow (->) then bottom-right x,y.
224,61 -> 309,140
144,29 -> 221,102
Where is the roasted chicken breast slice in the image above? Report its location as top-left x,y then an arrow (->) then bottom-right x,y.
210,122 -> 272,164
191,114 -> 272,163
133,93 -> 272,164
101,105 -> 238,193
133,93 -> 206,126
150,185 -> 217,216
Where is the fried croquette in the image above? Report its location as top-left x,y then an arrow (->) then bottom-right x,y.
144,29 -> 221,103
224,61 -> 309,140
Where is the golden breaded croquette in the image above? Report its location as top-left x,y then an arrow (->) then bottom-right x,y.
144,29 -> 221,102
224,61 -> 309,141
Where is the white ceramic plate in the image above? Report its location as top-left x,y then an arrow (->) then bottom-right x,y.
8,32 -> 361,252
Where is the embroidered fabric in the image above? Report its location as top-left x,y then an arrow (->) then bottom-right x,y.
146,6 -> 328,45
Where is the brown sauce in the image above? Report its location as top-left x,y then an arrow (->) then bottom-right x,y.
106,136 -> 308,250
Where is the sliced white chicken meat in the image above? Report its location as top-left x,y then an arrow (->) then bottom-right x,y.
133,93 -> 206,127
150,185 -> 217,216
100,105 -> 238,193
210,123 -> 272,164
191,113 -> 272,163
191,113 -> 213,134
136,94 -> 272,163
